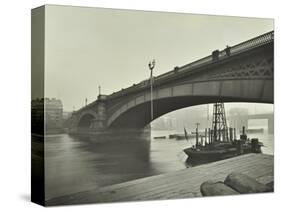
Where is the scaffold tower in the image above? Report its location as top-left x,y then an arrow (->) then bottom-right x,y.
212,103 -> 229,142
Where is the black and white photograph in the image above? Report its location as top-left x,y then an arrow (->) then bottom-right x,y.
31,5 -> 274,206
1,0 -> 280,211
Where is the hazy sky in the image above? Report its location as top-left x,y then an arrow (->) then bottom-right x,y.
44,5 -> 273,111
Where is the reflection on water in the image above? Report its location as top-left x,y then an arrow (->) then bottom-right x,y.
44,130 -> 273,200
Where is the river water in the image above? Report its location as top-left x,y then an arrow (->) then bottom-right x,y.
44,130 -> 273,200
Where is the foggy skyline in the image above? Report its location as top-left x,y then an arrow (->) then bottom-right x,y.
152,103 -> 273,125
44,5 -> 273,111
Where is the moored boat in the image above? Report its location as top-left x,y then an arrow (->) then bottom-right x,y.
183,103 -> 263,166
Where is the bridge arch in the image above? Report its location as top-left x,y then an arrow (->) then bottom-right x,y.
77,111 -> 97,129
108,79 -> 273,129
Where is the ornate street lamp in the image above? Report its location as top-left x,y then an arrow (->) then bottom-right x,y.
148,59 -> 156,121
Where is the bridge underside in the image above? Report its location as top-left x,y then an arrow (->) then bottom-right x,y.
109,95 -> 272,129
108,76 -> 273,129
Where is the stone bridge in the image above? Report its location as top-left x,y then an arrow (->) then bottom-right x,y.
68,31 -> 274,134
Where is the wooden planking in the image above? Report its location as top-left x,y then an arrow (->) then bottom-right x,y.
46,153 -> 273,206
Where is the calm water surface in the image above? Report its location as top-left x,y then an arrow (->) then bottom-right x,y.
45,130 -> 273,200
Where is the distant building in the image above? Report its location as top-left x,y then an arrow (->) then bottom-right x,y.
63,111 -> 72,120
227,108 -> 249,130
62,111 -> 73,128
45,98 -> 63,132
151,116 -> 176,130
31,98 -> 63,134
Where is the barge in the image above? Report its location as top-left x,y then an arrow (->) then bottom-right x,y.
183,103 -> 263,166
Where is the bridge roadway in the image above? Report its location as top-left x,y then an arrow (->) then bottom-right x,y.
46,153 -> 273,206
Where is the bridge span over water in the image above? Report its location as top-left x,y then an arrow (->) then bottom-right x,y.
68,31 -> 274,134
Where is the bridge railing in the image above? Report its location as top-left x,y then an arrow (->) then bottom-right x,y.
156,30 -> 274,81
229,30 -> 274,56
175,55 -> 212,73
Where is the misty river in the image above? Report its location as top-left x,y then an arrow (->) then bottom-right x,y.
43,130 -> 273,200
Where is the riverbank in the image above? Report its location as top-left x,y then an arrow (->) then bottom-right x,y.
46,153 -> 273,206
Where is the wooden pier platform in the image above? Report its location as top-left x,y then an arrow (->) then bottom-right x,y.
46,153 -> 273,206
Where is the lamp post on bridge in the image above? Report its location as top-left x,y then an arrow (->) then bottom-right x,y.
148,59 -> 156,122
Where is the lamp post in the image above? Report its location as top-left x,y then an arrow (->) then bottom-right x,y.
148,59 -> 156,121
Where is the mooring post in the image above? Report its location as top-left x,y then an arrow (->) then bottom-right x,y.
208,129 -> 210,143
196,130 -> 198,147
208,128 -> 210,144
240,126 -> 247,141
205,128 -> 207,145
195,123 -> 200,147
210,129 -> 213,143
229,128 -> 233,142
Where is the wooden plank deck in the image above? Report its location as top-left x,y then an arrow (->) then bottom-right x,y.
46,153 -> 274,206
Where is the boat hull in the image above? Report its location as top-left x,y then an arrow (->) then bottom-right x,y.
184,146 -> 245,166
185,147 -> 237,159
